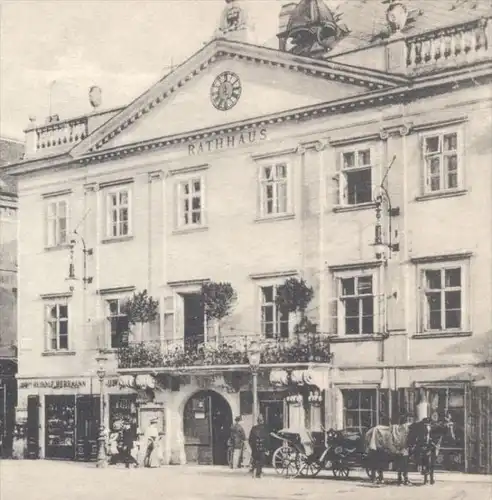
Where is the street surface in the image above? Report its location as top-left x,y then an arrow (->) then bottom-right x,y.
1,460 -> 491,500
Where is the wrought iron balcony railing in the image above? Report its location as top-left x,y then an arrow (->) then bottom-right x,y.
117,334 -> 333,370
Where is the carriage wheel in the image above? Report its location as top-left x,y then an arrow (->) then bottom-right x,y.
298,456 -> 322,478
332,466 -> 350,478
272,446 -> 298,477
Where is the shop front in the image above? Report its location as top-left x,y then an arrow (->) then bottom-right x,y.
331,366 -> 492,474
17,376 -> 137,461
116,364 -> 332,467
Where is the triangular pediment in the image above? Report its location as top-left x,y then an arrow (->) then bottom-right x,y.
72,40 -> 407,157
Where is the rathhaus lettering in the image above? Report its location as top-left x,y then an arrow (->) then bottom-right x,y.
188,128 -> 267,156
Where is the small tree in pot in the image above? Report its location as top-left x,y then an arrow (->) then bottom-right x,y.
201,282 -> 237,341
275,277 -> 314,321
121,289 -> 160,344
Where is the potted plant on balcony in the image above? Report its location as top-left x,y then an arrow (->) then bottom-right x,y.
201,281 -> 237,343
121,289 -> 159,345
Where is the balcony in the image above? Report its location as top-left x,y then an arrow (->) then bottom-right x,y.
406,18 -> 492,72
117,334 -> 333,370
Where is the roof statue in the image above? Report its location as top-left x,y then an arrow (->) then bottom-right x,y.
214,0 -> 252,43
383,0 -> 423,35
277,0 -> 349,57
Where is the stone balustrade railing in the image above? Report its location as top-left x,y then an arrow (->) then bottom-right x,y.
35,117 -> 88,151
406,18 -> 491,71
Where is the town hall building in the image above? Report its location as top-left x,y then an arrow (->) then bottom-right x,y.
6,0 -> 492,473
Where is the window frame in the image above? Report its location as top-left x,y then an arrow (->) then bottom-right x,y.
257,160 -> 292,219
45,301 -> 70,351
341,387 -> 379,435
421,128 -> 463,195
259,283 -> 290,340
335,144 -> 378,208
417,260 -> 469,334
105,185 -> 132,239
176,175 -> 206,229
45,197 -> 70,248
105,297 -> 130,349
333,267 -> 381,337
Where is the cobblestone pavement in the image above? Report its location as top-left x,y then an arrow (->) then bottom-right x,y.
1,461 -> 490,500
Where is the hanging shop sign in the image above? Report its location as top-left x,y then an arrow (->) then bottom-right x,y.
187,128 -> 267,156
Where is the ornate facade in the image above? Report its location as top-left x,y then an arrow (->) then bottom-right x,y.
5,0 -> 492,472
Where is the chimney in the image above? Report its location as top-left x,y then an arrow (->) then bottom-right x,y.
278,2 -> 297,36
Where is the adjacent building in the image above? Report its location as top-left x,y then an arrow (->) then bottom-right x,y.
0,136 -> 23,456
5,0 -> 492,473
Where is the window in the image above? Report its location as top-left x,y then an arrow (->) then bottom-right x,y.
260,285 -> 289,339
342,389 -> 378,434
338,148 -> 374,206
177,178 -> 203,227
421,266 -> 463,332
106,299 -> 129,348
106,188 -> 131,238
423,132 -> 460,193
46,199 -> 68,247
338,274 -> 375,335
259,163 -> 289,216
46,303 -> 69,350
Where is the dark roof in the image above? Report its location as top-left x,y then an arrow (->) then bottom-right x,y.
0,138 -> 23,195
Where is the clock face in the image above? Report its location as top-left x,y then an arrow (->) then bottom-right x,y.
210,71 -> 242,111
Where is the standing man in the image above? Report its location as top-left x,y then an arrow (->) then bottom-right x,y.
121,422 -> 138,468
248,414 -> 269,478
229,416 -> 246,469
143,417 -> 159,468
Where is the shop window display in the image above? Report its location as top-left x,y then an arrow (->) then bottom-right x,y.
45,396 -> 75,459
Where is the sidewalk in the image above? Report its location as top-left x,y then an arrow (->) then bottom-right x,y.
181,464 -> 492,484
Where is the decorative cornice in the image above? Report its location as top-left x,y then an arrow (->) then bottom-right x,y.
97,285 -> 136,295
249,269 -> 298,280
251,147 -> 297,161
410,251 -> 473,264
167,278 -> 210,288
42,188 -> 72,199
40,292 -> 72,300
99,177 -> 134,189
168,164 -> 209,177
411,116 -> 468,133
328,260 -> 382,272
330,132 -> 381,147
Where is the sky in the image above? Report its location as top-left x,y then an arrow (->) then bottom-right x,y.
0,0 -> 284,140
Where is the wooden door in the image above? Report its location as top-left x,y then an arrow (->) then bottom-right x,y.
75,396 -> 100,462
26,396 -> 39,459
466,386 -> 492,474
184,394 -> 213,464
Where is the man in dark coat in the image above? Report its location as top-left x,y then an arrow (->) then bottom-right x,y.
248,414 -> 270,478
229,415 -> 246,469
120,423 -> 138,468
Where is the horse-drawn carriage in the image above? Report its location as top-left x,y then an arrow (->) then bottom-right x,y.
270,427 -> 370,479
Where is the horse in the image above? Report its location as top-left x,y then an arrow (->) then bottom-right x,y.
364,422 -> 416,485
364,415 -> 455,486
412,415 -> 456,485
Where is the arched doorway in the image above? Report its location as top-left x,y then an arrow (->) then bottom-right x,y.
183,390 -> 232,465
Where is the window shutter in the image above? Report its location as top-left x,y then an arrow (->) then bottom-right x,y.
257,166 -> 264,217
420,136 -> 428,195
163,293 -> 175,343
329,298 -> 338,336
371,145 -> 381,202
